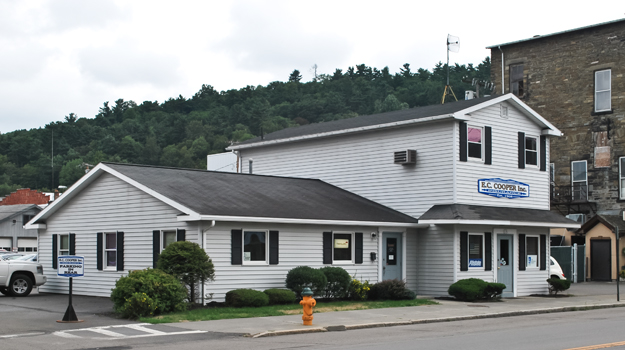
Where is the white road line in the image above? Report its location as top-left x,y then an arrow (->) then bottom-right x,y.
94,330 -> 207,340
0,332 -> 46,339
52,324 -> 207,340
53,331 -> 81,338
125,324 -> 167,335
85,328 -> 126,337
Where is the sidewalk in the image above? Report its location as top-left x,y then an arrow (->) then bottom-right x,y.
170,282 -> 625,338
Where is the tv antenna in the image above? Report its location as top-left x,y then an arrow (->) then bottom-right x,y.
442,34 -> 460,104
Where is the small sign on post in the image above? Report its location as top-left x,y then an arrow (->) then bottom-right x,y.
57,256 -> 84,323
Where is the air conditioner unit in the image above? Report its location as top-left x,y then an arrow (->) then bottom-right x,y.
394,150 -> 417,165
566,214 -> 586,223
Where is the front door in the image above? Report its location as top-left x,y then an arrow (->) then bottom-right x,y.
591,239 -> 611,281
497,234 -> 513,297
383,232 -> 402,280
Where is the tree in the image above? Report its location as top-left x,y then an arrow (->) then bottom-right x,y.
157,241 -> 215,303
288,69 -> 302,83
59,158 -> 85,187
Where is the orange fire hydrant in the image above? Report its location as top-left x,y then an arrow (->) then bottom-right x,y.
299,287 -> 316,326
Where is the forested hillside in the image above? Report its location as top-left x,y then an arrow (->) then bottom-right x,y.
0,59 -> 490,195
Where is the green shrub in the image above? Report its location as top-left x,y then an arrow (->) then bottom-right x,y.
448,278 -> 488,302
285,266 -> 327,297
484,283 -> 506,300
348,278 -> 370,301
263,288 -> 296,305
118,292 -> 158,319
620,270 -> 625,280
111,268 -> 187,318
547,278 -> 571,295
319,266 -> 351,299
225,289 -> 269,307
368,279 -> 415,300
157,241 -> 215,303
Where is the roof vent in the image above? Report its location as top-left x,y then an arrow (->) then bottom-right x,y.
394,150 -> 417,165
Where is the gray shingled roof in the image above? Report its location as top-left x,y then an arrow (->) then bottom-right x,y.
104,163 -> 419,224
419,204 -> 576,225
0,204 -> 40,223
235,96 -> 500,146
578,214 -> 625,237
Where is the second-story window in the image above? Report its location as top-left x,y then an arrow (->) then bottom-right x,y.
525,136 -> 538,166
510,64 -> 524,97
468,126 -> 482,159
571,160 -> 588,201
595,69 -> 611,113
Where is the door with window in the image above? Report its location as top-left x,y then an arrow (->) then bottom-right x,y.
497,234 -> 513,297
383,232 -> 402,280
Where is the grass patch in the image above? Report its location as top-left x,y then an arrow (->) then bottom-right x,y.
141,298 -> 437,324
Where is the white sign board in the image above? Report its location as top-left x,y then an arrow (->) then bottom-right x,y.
57,256 -> 85,277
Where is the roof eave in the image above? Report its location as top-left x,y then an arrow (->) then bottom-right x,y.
419,219 -> 580,229
178,214 -> 426,228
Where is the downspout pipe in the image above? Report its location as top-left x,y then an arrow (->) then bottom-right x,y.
498,46 -> 505,95
201,220 -> 216,305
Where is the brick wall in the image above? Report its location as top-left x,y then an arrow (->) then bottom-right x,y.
490,20 -> 625,215
0,188 -> 50,205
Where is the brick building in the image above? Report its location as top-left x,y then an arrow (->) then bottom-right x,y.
487,19 -> 625,280
0,188 -> 51,206
487,18 -> 625,220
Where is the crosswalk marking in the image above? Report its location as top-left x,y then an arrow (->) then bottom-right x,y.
52,323 -> 206,340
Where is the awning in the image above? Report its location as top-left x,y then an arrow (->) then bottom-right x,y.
419,204 -> 580,229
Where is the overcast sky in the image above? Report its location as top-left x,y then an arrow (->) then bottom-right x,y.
1,0 -> 623,133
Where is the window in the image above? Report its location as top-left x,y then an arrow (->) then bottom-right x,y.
161,230 -> 176,252
468,234 -> 483,268
22,215 -> 34,224
525,136 -> 538,166
510,64 -> 524,97
333,233 -> 353,263
595,69 -> 611,112
243,230 -> 267,264
571,160 -> 588,201
468,126 -> 482,159
526,236 -> 539,268
59,234 -> 70,256
104,232 -> 117,269
617,157 -> 625,200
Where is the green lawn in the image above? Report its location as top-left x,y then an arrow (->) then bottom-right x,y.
141,298 -> 438,324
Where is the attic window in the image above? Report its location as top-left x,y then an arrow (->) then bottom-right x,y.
394,150 -> 416,165
510,64 -> 524,98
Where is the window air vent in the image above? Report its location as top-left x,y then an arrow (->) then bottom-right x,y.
394,150 -> 417,165
566,214 -> 586,223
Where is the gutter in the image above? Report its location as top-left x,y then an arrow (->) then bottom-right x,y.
178,214 -> 427,228
418,219 -> 580,229
498,46 -> 504,95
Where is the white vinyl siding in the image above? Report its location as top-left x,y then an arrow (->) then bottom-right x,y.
455,103 -> 550,210
204,223 -> 379,302
241,120 -> 456,218
405,229 -> 418,292
415,225 -> 455,296
38,173 -> 199,297
516,228 -> 549,296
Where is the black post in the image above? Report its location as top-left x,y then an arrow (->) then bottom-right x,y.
61,277 -> 79,322
617,226 -> 620,302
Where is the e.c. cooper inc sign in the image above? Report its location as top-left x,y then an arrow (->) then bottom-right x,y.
478,178 -> 529,199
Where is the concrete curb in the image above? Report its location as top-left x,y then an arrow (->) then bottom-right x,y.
250,302 -> 625,338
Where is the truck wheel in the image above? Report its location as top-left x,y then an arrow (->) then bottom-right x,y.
8,274 -> 33,297
0,287 -> 7,295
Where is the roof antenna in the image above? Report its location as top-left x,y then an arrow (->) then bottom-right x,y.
442,34 -> 460,104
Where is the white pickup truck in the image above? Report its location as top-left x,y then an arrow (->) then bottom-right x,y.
0,260 -> 47,297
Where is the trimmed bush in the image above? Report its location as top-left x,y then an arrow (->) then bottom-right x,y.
157,241 -> 215,303
547,278 -> 571,295
285,266 -> 327,297
368,279 -> 415,300
348,278 -> 370,301
320,266 -> 351,299
448,278 -> 488,302
484,283 -> 506,300
225,289 -> 269,307
111,268 -> 187,318
264,288 -> 296,305
118,292 -> 157,319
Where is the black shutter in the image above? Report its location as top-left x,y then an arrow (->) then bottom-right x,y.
231,229 -> 242,265
485,126 -> 492,165
459,122 -> 468,162
52,234 -> 58,269
117,231 -> 124,271
460,231 -> 468,271
540,234 -> 547,270
355,232 -> 363,264
518,132 -> 525,169
69,233 -> 76,255
519,233 -> 526,271
540,135 -> 547,171
177,228 -> 186,242
152,230 -> 160,268
269,230 -> 279,265
96,232 -> 103,271
485,232 -> 492,271
323,232 -> 332,264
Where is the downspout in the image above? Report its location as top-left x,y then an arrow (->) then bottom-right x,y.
232,150 -> 240,173
498,46 -> 505,94
201,220 -> 216,305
